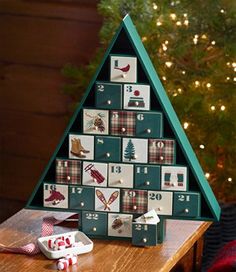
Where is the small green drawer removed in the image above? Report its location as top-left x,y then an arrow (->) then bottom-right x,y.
136,112 -> 163,138
95,136 -> 121,162
69,186 -> 94,210
173,192 -> 201,218
82,211 -> 107,236
132,223 -> 158,246
134,165 -> 161,190
95,82 -> 122,109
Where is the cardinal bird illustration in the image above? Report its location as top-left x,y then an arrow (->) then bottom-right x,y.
96,189 -> 119,210
114,64 -> 130,73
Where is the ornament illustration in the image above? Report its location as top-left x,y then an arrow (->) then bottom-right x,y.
84,163 -> 105,184
124,139 -> 136,161
128,89 -> 145,107
85,112 -> 106,132
45,189 -> 65,205
70,138 -> 90,158
96,189 -> 119,210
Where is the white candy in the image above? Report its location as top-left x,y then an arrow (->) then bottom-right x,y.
57,259 -> 69,270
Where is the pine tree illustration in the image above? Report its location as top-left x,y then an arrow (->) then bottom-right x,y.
124,139 -> 136,161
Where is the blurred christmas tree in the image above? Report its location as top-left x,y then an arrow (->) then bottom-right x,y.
62,0 -> 236,201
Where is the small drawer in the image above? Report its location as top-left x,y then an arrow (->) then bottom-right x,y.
82,211 -> 107,236
110,111 -> 136,136
148,139 -> 175,165
83,109 -> 109,135
108,163 -> 134,188
69,186 -> 94,210
132,223 -> 158,246
43,183 -> 68,209
108,213 -> 133,238
161,166 -> 188,191
134,165 -> 161,190
95,188 -> 120,212
82,162 -> 108,187
121,189 -> 148,214
95,136 -> 121,162
95,82 -> 122,109
173,192 -> 201,218
122,138 -> 148,163
147,191 -> 173,216
69,134 -> 94,161
123,83 -> 150,110
56,159 -> 81,185
136,112 -> 163,138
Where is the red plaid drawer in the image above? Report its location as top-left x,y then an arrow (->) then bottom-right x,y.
110,111 -> 135,136
121,189 -> 148,214
148,139 -> 175,164
56,159 -> 81,184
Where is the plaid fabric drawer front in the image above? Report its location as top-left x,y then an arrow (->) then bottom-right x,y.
56,159 -> 81,184
121,189 -> 148,214
110,111 -> 135,136
148,139 -> 175,165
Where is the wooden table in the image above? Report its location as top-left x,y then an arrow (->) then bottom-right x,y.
0,209 -> 211,272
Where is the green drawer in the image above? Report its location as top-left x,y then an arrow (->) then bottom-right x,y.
95,82 -> 122,109
95,136 -> 121,162
69,186 -> 94,210
132,223 -> 158,246
173,192 -> 201,218
82,211 -> 107,236
134,165 -> 161,190
136,112 -> 163,138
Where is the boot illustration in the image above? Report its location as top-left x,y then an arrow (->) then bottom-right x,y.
70,138 -> 89,158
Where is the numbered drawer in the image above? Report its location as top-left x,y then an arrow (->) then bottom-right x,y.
95,82 -> 122,109
95,136 -> 121,162
43,183 -> 68,209
110,55 -> 137,83
108,163 -> 134,188
147,191 -> 173,215
56,159 -> 82,184
69,186 -> 94,210
173,192 -> 201,218
123,84 -> 150,110
136,112 -> 163,138
110,111 -> 136,136
82,211 -> 107,236
82,162 -> 108,187
95,188 -> 120,212
134,165 -> 161,190
132,223 -> 158,246
161,166 -> 188,191
121,189 -> 148,214
148,139 -> 175,165
122,138 -> 148,163
108,213 -> 133,238
83,109 -> 109,135
69,134 -> 94,160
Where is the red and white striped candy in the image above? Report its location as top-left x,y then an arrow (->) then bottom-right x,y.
53,239 -> 66,251
65,254 -> 77,265
65,235 -> 75,247
57,258 -> 69,270
47,238 -> 56,249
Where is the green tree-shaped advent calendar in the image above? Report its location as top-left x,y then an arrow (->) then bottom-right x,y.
27,15 -> 220,246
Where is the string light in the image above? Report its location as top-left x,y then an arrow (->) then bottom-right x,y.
170,13 -> 177,20
153,3 -> 158,10
206,83 -> 211,88
182,70 -> 186,75
211,41 -> 216,45
220,105 -> 226,111
199,144 -> 205,149
156,20 -> 162,26
228,177 -> 232,182
176,21 -> 182,26
232,62 -> 236,67
183,13 -> 188,17
165,40 -> 169,45
227,62 -> 231,66
205,173 -> 210,179
165,61 -> 173,68
162,44 -> 168,51
183,122 -> 189,129
210,105 -> 216,111
162,76 -> 167,81
184,19 -> 189,26
177,88 -> 182,93
220,9 -> 225,13
194,80 -> 200,87
226,77 -> 230,81
234,77 -> 236,81
201,34 -> 207,39
142,36 -> 147,42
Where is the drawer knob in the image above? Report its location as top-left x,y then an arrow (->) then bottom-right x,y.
93,178 -> 97,183
92,227 -> 97,232
106,153 -> 110,158
157,207 -> 162,211
185,208 -> 189,213
160,156 -> 164,161
122,74 -> 126,78
121,127 -> 126,132
80,202 -> 85,207
146,129 -> 151,134
119,179 -> 123,184
135,101 -> 139,106
107,100 -> 112,105
145,181 -> 150,186
94,126 -> 98,131
133,154 -> 138,159
133,205 -> 137,210
67,175 -> 71,181
142,238 -> 147,243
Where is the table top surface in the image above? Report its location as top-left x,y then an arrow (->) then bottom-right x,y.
0,209 -> 211,272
